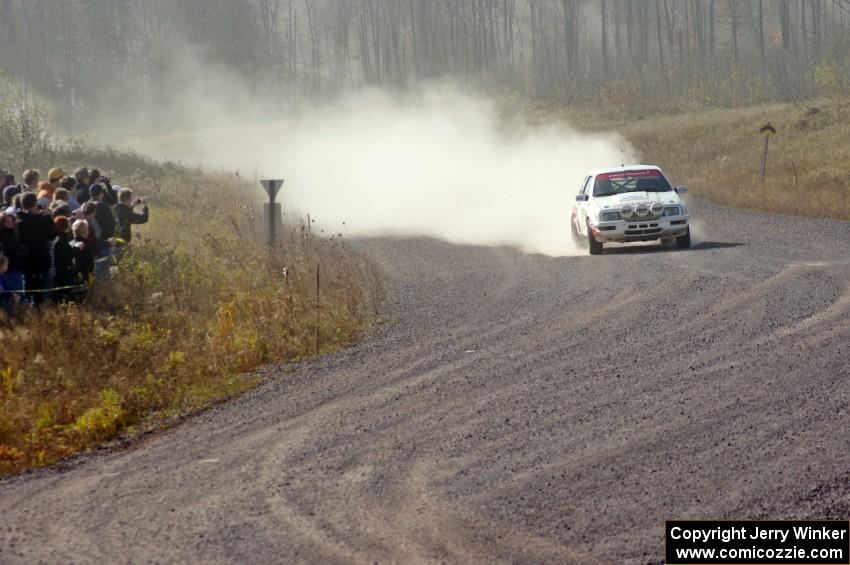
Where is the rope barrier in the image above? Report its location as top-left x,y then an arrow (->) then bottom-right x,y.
4,284 -> 87,294
2,248 -> 119,295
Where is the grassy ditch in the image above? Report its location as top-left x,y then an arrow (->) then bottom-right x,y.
0,150 -> 383,476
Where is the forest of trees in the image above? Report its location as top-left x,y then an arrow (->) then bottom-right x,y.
1,0 -> 849,125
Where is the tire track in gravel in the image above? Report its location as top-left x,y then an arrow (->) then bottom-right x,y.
3,200 -> 850,564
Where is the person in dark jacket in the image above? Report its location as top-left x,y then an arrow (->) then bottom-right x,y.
79,201 -> 102,253
0,255 -> 12,317
74,167 -> 91,204
58,176 -> 80,210
17,192 -> 55,304
4,170 -> 39,209
70,219 -> 95,288
2,173 -> 18,207
50,188 -> 74,218
3,185 -> 19,208
89,184 -> 117,278
113,188 -> 149,244
1,172 -> 14,191
102,177 -> 118,206
0,210 -> 26,306
89,184 -> 116,240
51,216 -> 76,300
89,169 -> 117,206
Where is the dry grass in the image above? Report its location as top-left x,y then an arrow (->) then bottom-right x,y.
535,96 -> 850,219
0,167 -> 383,475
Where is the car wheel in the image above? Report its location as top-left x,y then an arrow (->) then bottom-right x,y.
676,228 -> 691,249
587,224 -> 603,255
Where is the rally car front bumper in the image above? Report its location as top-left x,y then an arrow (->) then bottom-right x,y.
591,217 -> 689,243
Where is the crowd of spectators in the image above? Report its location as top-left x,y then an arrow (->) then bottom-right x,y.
0,166 -> 149,316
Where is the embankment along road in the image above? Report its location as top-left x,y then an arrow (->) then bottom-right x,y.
3,200 -> 850,564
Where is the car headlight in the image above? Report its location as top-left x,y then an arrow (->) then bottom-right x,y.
600,211 -> 622,222
663,206 -> 681,216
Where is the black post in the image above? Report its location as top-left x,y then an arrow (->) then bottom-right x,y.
268,192 -> 276,246
759,123 -> 776,184
760,135 -> 770,184
260,180 -> 284,248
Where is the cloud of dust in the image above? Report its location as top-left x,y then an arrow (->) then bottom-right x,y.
122,85 -> 636,256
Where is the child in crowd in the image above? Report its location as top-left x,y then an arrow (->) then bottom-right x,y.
70,219 -> 95,286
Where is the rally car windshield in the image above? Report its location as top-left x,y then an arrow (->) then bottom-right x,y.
593,171 -> 672,197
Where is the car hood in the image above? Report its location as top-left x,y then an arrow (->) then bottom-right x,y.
594,191 -> 682,210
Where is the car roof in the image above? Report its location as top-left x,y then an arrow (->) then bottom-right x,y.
587,165 -> 664,177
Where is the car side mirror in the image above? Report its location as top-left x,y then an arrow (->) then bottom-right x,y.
674,186 -> 688,194
575,194 -> 589,202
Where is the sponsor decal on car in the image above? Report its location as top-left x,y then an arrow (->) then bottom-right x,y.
595,169 -> 662,181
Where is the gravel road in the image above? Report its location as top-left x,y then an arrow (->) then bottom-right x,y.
3,200 -> 850,564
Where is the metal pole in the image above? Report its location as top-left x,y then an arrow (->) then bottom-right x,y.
260,180 -> 284,248
760,135 -> 770,184
315,264 -> 321,355
268,193 -> 276,247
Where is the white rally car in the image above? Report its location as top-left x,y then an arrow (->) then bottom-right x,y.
571,165 -> 690,255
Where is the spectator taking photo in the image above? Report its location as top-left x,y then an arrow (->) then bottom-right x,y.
113,188 -> 149,244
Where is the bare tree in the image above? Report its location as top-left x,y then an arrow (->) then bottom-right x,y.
0,0 -> 847,121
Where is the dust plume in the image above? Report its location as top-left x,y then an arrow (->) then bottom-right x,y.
125,86 -> 635,256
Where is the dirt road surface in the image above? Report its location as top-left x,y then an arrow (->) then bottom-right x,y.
3,200 -> 850,564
